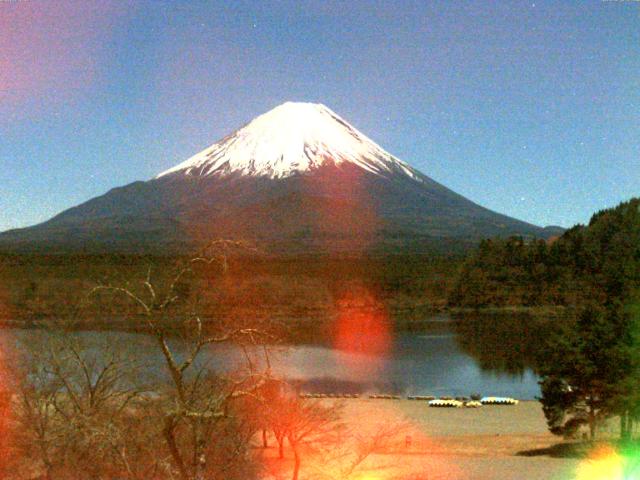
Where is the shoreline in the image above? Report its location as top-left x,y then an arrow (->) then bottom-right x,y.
0,304 -> 567,331
261,398 -> 584,480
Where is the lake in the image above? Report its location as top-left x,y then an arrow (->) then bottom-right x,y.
1,314 -> 550,399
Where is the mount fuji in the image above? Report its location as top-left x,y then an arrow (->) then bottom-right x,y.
0,102 -> 561,254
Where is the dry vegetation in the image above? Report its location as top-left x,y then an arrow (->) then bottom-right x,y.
1,245 -> 412,480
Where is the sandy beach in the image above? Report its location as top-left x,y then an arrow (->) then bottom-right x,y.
261,399 -> 582,480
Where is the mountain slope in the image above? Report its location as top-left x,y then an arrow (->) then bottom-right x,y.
0,102 -> 558,254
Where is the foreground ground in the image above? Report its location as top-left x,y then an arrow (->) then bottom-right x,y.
260,399 -> 587,480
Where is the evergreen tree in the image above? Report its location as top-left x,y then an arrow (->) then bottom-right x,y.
538,304 -> 627,439
452,197 -> 640,440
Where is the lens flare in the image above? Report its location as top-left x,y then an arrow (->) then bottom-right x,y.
574,444 -> 640,480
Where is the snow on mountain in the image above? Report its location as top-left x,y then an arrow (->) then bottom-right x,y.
156,102 -> 420,181
0,101 -> 560,254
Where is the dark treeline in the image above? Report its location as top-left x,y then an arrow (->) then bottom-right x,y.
449,197 -> 640,310
0,252 -> 462,339
448,236 -> 584,307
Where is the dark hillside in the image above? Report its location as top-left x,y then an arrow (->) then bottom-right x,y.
449,197 -> 640,309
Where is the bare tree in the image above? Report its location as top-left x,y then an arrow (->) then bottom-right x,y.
280,398 -> 344,480
14,331 -> 156,480
282,417 -> 410,480
14,356 -> 60,480
88,241 -> 272,480
257,382 -> 406,480
257,379 -> 290,459
334,422 -> 410,480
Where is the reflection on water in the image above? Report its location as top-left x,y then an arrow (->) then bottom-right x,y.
452,313 -> 555,376
1,313 -> 553,400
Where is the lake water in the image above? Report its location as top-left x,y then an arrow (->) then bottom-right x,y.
265,332 -> 541,399
0,314 -> 546,399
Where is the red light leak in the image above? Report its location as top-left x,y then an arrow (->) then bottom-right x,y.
0,280 -> 13,474
304,163 -> 379,254
332,286 -> 392,375
0,1 -> 124,107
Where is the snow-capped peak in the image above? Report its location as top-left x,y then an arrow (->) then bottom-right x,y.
156,102 -> 420,180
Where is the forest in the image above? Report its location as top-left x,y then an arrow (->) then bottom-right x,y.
449,197 -> 640,310
453,198 -> 640,441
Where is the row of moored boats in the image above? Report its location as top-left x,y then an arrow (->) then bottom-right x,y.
297,393 -> 519,406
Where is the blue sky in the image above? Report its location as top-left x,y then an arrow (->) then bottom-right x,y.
1,0 -> 638,232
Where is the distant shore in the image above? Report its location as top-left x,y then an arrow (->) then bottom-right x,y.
0,304 -> 568,332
